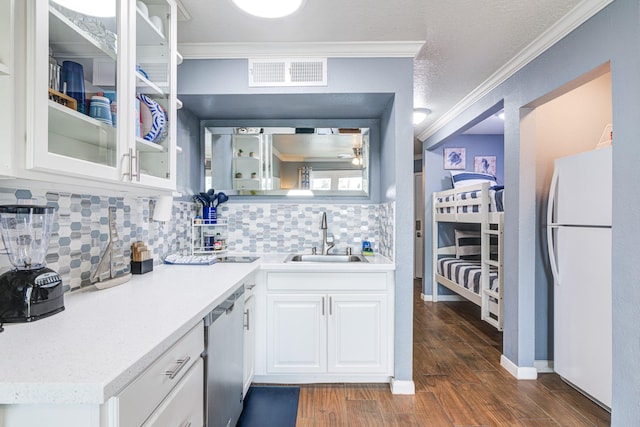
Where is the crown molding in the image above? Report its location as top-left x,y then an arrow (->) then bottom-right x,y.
176,0 -> 192,22
417,0 -> 613,142
178,41 -> 425,59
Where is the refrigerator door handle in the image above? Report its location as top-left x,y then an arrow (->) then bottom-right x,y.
547,169 -> 560,285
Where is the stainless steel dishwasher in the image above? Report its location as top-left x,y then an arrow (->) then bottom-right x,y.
204,285 -> 245,427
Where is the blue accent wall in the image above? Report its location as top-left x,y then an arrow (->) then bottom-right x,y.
178,57 -> 416,385
422,2 -> 640,423
425,134 -> 504,296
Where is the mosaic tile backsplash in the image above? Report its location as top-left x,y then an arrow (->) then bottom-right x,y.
219,203 -> 395,257
0,186 -> 394,293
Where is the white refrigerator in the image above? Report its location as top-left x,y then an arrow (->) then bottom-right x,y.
546,146 -> 612,409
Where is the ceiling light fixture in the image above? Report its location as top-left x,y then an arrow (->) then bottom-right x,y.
51,0 -> 116,17
232,0 -> 305,18
413,108 -> 432,125
351,147 -> 363,166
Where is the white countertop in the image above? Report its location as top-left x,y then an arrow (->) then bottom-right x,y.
0,253 -> 394,405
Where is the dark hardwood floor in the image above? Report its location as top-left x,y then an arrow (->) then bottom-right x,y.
295,280 -> 611,426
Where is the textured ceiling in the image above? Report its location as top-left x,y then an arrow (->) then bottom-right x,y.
177,0 -> 588,152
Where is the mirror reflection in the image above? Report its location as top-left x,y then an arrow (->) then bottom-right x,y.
205,127 -> 369,196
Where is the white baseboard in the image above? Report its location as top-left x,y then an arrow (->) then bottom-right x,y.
420,293 -> 432,301
420,293 -> 465,302
390,379 -> 415,395
534,360 -> 555,373
500,355 -> 538,380
435,295 -> 465,302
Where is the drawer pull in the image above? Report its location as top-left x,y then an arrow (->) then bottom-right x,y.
165,356 -> 191,380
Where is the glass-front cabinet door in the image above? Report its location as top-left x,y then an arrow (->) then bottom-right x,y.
132,0 -> 176,188
25,0 -> 176,191
28,0 -> 125,181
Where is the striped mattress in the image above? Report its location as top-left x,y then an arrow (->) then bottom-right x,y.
436,187 -> 505,214
437,256 -> 499,295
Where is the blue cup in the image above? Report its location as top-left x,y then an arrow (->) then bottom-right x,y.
89,96 -> 112,126
60,61 -> 86,114
203,207 -> 217,224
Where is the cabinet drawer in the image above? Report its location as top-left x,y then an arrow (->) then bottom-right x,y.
267,272 -> 388,291
117,321 -> 204,427
142,358 -> 204,427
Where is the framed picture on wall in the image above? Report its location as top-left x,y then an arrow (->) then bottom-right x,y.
443,148 -> 466,169
474,155 -> 497,176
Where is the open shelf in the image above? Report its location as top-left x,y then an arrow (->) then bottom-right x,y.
48,100 -> 116,143
192,219 -> 228,255
49,6 -> 116,61
136,8 -> 166,46
136,71 -> 165,96
136,137 -> 165,152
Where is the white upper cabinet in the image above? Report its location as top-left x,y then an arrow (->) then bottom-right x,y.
20,0 -> 176,192
132,0 -> 177,189
0,0 -> 15,177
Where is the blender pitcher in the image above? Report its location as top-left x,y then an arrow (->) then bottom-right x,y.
0,205 -> 65,323
0,205 -> 55,269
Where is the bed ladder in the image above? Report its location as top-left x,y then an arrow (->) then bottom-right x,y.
480,217 -> 504,330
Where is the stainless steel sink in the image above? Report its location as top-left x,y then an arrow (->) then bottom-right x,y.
284,254 -> 368,263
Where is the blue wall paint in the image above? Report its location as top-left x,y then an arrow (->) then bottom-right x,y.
178,57 -> 416,384
176,108 -> 203,200
430,134 -> 505,186
424,134 -> 504,296
422,2 -> 640,423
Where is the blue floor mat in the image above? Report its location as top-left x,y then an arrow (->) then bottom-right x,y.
237,386 -> 300,427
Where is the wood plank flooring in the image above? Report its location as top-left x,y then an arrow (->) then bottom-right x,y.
295,280 -> 611,426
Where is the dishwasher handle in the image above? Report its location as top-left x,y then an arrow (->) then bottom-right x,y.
205,286 -> 246,325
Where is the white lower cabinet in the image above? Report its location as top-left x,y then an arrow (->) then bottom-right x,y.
243,289 -> 256,397
0,322 -> 205,427
262,271 -> 393,380
267,293 -> 326,373
328,294 -> 387,373
142,358 -> 204,427
115,322 -> 204,427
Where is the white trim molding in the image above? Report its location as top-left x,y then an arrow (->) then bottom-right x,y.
417,0 -> 614,142
534,360 -> 555,373
500,355 -> 538,380
178,41 -> 425,60
390,379 -> 415,395
421,293 -> 465,302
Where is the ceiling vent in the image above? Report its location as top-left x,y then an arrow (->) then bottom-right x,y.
249,58 -> 327,87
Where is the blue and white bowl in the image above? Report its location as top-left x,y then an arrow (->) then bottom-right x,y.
138,94 -> 166,143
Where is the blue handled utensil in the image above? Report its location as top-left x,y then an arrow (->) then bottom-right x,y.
214,192 -> 229,207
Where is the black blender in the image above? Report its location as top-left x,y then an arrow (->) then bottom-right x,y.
0,205 -> 64,323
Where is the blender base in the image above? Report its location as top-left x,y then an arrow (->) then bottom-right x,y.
0,267 -> 65,323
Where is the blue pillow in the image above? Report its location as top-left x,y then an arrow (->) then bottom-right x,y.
450,171 -> 498,189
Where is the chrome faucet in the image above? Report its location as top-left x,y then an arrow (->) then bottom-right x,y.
320,212 -> 335,255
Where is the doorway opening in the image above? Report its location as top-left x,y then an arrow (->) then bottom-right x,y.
521,62 -> 612,406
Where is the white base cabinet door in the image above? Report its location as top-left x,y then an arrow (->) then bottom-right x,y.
263,271 -> 393,379
267,294 -> 326,373
328,294 -> 387,373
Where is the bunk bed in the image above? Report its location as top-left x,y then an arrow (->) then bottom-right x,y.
432,172 -> 504,330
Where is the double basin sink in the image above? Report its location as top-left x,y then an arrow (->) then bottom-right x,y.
284,253 -> 369,263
